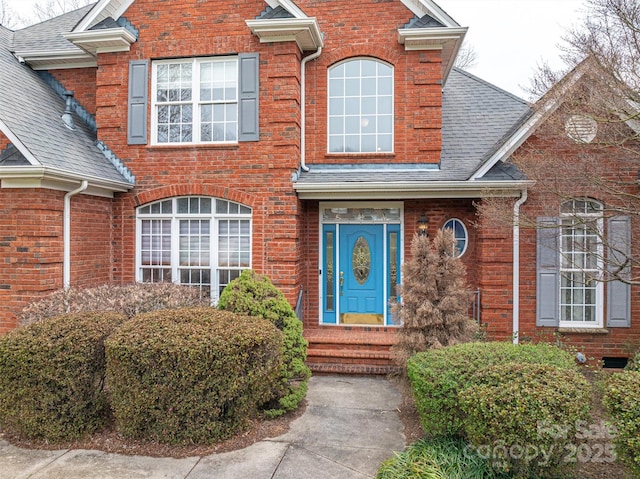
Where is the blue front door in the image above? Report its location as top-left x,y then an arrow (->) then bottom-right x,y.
339,224 -> 384,324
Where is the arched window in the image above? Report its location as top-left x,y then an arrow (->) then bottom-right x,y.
328,58 -> 393,153
136,197 -> 251,301
442,218 -> 468,257
559,199 -> 603,326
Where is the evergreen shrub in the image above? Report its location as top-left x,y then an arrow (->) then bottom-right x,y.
218,270 -> 310,417
0,311 -> 126,440
459,363 -> 591,478
105,307 -> 283,444
407,342 -> 577,436
603,371 -> 640,475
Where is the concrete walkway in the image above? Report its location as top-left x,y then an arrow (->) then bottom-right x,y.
0,375 -> 406,479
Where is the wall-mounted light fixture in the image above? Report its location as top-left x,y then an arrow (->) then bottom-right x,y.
417,211 -> 428,237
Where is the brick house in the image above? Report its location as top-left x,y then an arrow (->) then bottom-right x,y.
0,0 -> 637,372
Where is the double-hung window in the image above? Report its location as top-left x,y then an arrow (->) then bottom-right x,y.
559,199 -> 604,327
137,197 -> 251,301
153,57 -> 238,144
328,58 -> 393,153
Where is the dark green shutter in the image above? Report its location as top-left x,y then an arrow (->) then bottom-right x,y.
238,53 -> 259,142
128,60 -> 149,145
536,217 -> 561,327
607,216 -> 631,327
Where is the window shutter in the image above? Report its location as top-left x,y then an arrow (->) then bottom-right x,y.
607,216 -> 631,327
238,53 -> 259,142
536,217 -> 561,327
128,60 -> 149,145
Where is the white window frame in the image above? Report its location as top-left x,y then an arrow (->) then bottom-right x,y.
151,57 -> 239,145
327,57 -> 394,154
136,197 -> 251,302
559,199 -> 604,328
442,218 -> 468,257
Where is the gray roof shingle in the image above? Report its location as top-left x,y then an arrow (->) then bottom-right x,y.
12,4 -> 94,54
0,23 -> 131,185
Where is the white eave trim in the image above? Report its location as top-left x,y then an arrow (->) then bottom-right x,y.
13,49 -> 96,70
398,26 -> 467,50
246,17 -> 324,51
400,0 -> 461,27
74,0 -> 135,32
0,166 -> 133,197
294,179 -> 533,200
63,28 -> 137,54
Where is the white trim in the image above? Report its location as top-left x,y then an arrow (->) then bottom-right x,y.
150,57 -> 239,146
0,166 -> 132,196
442,218 -> 468,257
327,58 -> 395,154
0,119 -> 40,165
245,17 -> 323,51
295,180 -> 533,200
399,0 -> 461,26
74,0 -> 134,32
13,49 -> 96,70
63,28 -> 137,54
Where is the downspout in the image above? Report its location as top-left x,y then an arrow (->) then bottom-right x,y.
512,188 -> 528,344
63,180 -> 89,290
300,46 -> 322,172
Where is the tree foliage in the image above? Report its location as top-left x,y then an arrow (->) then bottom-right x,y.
391,229 -> 474,366
479,0 -> 640,285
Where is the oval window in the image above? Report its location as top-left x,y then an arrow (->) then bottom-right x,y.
352,236 -> 371,285
442,219 -> 468,257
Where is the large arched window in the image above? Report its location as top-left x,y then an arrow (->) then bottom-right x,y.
328,58 -> 393,153
559,199 -> 603,327
136,197 -> 251,301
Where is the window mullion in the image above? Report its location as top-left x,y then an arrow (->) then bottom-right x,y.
193,58 -> 200,143
172,206 -> 180,284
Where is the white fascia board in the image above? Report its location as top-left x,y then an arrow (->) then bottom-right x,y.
0,119 -> 40,166
294,180 -> 532,200
398,27 -> 467,48
400,0 -> 461,27
14,49 -> 96,69
278,0 -> 307,19
74,0 -> 134,32
63,28 -> 137,54
246,18 -> 324,50
0,166 -> 133,197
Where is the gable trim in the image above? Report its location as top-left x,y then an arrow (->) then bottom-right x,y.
74,0 -> 135,32
0,119 -> 39,166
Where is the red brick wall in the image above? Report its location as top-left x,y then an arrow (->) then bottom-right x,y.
0,132 -> 9,151
0,189 -> 113,333
301,0 -> 443,165
51,68 -> 98,116
101,0 -> 305,304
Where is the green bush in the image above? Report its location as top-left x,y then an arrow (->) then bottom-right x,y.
105,307 -> 283,444
459,363 -> 591,478
603,371 -> 640,476
218,270 -> 310,417
0,311 -> 126,440
19,282 -> 207,326
625,351 -> 640,371
377,436 -> 514,479
407,342 -> 577,436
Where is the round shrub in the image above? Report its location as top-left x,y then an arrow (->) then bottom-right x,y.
459,363 -> 591,478
376,436 -> 513,479
0,311 -> 127,440
105,307 -> 283,444
407,342 -> 578,436
603,371 -> 640,476
218,270 -> 310,417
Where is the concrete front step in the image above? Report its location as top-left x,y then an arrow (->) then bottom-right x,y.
308,362 -> 401,375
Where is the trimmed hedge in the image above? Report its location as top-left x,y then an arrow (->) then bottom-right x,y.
407,342 -> 578,437
218,270 -> 310,417
105,307 -> 283,444
0,311 -> 127,440
603,371 -> 640,476
459,363 -> 591,478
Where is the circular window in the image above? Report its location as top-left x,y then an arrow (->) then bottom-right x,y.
565,115 -> 598,143
442,219 -> 468,257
